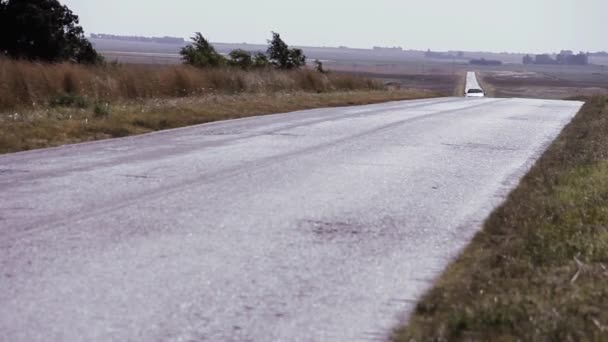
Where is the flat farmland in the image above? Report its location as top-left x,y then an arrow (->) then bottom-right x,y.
91,38 -> 608,100
478,66 -> 608,99
335,71 -> 463,96
101,51 -> 182,64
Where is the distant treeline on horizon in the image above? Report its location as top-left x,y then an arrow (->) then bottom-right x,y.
90,33 -> 185,45
89,33 -> 608,58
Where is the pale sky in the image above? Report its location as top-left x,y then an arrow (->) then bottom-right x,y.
62,0 -> 607,53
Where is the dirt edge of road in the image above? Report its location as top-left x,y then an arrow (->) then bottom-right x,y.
0,90 -> 436,154
394,96 -> 608,341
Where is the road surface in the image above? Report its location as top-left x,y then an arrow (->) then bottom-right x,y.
465,71 -> 483,93
0,97 -> 582,341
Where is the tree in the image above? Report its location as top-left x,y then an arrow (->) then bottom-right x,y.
522,54 -> 534,65
228,49 -> 253,69
267,32 -> 290,68
288,48 -> 306,69
267,32 -> 306,69
180,33 -> 225,68
0,0 -> 102,64
252,52 -> 270,68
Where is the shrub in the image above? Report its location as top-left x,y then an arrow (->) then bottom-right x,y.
93,103 -> 110,118
228,49 -> 254,70
50,93 -> 88,108
252,53 -> 271,68
180,33 -> 226,68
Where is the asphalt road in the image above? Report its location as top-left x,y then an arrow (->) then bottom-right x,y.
0,97 -> 582,341
465,71 -> 483,92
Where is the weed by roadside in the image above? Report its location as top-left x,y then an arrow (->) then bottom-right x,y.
93,102 -> 111,118
50,93 -> 89,108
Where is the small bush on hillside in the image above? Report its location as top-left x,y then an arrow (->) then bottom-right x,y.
180,33 -> 226,68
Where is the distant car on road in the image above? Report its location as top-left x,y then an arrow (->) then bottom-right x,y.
466,88 -> 485,97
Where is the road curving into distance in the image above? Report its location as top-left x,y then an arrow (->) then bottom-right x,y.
0,97 -> 582,341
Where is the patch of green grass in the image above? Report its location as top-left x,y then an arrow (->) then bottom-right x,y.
93,102 -> 111,118
49,93 -> 89,108
395,96 -> 608,341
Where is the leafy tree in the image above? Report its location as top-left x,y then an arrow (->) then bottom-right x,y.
180,33 -> 226,68
522,54 -> 534,65
267,32 -> 290,68
0,0 -> 102,64
267,32 -> 306,69
228,49 -> 253,69
288,48 -> 306,69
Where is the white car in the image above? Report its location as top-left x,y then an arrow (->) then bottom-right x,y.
465,88 -> 485,97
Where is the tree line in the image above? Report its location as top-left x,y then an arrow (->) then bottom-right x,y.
0,0 -> 321,72
180,32 -> 307,70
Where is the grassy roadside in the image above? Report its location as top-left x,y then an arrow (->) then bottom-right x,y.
395,96 -> 608,341
0,58 -> 386,110
453,71 -> 466,97
476,72 -> 497,98
0,89 -> 436,154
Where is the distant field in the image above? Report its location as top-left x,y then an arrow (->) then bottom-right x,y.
93,38 -> 468,97
91,38 -> 526,65
478,67 -> 608,99
336,71 -> 463,97
91,38 -> 608,100
101,51 -> 182,64
91,38 -> 186,54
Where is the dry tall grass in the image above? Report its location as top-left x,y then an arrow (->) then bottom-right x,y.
0,58 -> 384,111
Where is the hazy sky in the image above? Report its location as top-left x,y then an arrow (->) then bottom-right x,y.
63,0 -> 607,53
